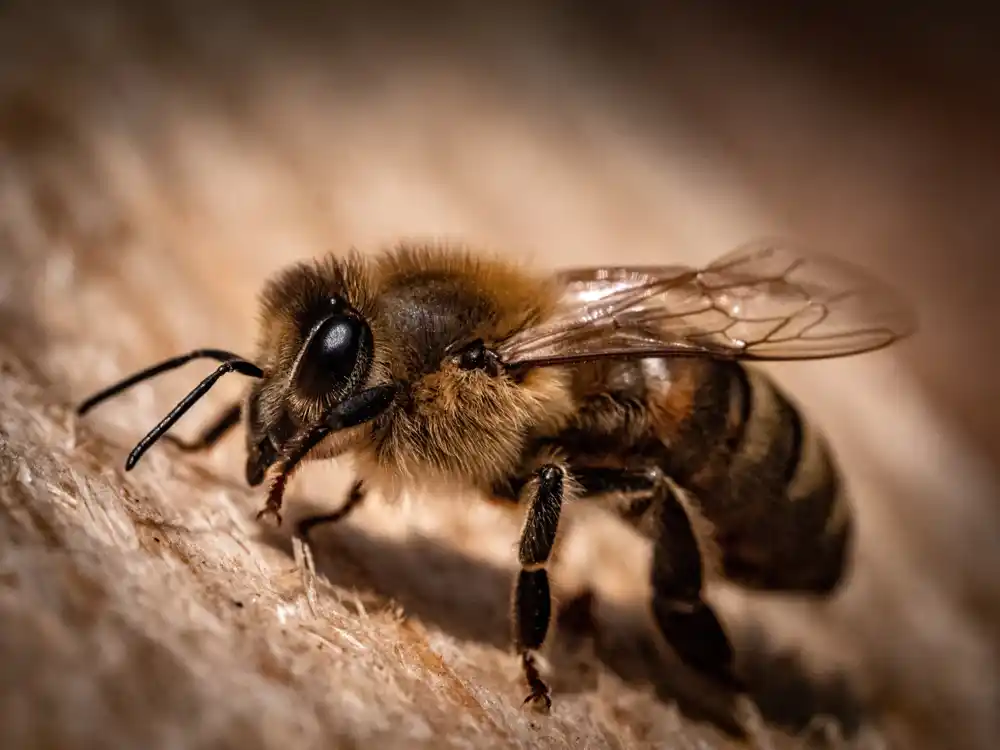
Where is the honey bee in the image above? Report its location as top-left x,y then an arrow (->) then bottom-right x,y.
77,240 -> 915,710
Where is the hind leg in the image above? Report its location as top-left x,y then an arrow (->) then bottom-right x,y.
503,462 -> 744,710
565,466 -> 743,690
648,480 -> 744,691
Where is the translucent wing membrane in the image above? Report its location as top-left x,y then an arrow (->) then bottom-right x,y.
496,240 -> 916,368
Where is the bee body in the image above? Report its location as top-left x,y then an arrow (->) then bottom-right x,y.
78,240 -> 913,710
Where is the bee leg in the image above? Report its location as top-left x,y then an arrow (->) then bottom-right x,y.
295,479 -> 367,540
512,463 -> 568,713
650,480 -> 744,692
161,402 -> 242,452
256,382 -> 401,524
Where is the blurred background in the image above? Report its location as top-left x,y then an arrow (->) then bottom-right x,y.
0,2 -> 998,749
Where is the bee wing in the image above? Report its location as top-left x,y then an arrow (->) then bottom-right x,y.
496,239 -> 917,368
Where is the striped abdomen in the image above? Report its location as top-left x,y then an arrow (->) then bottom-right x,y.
644,358 -> 854,594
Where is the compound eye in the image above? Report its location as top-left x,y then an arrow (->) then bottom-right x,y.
295,314 -> 372,398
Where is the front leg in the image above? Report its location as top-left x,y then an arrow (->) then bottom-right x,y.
257,382 -> 401,524
512,463 -> 571,713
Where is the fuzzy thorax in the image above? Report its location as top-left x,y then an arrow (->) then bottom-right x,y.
358,362 -> 575,493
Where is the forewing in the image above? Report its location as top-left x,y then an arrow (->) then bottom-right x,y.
496,239 -> 916,367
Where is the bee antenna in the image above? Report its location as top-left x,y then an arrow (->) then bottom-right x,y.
77,349 -> 260,416
122,357 -> 264,472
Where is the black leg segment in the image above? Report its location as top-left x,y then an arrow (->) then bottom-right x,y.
518,466 -> 565,567
514,569 -> 552,709
511,462 -> 567,712
514,569 -> 551,650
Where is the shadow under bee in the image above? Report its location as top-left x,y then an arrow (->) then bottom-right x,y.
257,499 -> 865,743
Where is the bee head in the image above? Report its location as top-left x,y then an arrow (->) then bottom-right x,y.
243,295 -> 377,485
244,254 -> 381,485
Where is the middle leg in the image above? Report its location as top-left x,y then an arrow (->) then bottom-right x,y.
647,478 -> 744,691
518,465 -> 743,692
296,479 -> 367,541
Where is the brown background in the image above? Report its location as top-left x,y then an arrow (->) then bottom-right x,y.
0,2 -> 998,749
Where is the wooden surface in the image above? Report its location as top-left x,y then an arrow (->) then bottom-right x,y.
1,3 -> 998,749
